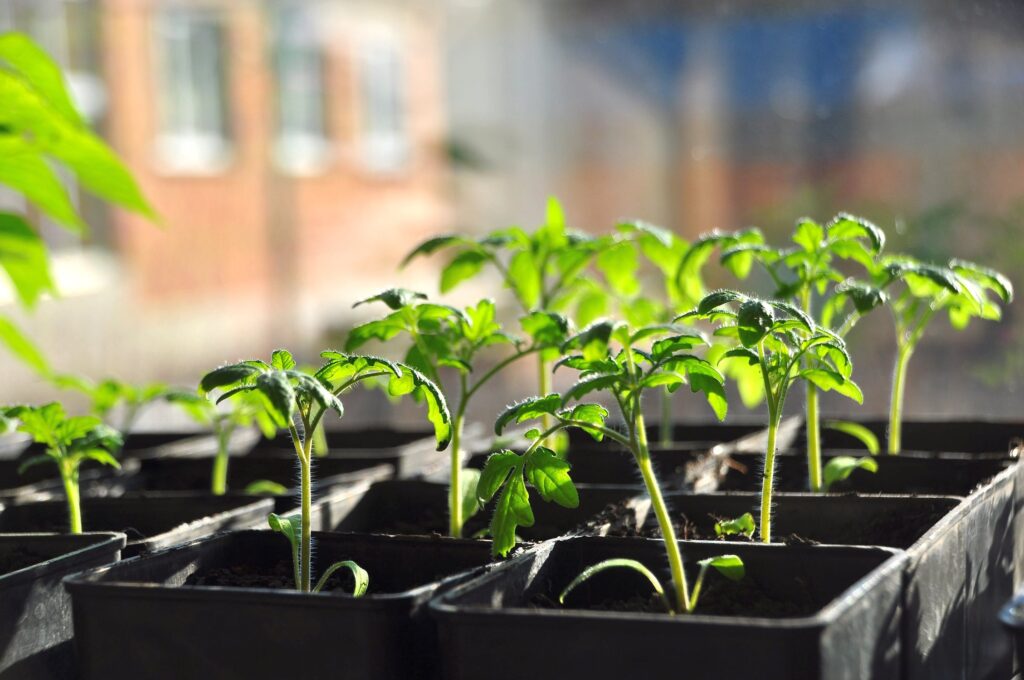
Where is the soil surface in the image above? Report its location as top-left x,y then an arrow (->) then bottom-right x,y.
184,559 -> 362,593
533,571 -> 816,618
588,498 -> 949,549
0,547 -> 49,576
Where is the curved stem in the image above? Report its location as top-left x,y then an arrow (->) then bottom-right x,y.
60,459 -> 82,534
634,411 -> 690,614
888,344 -> 912,455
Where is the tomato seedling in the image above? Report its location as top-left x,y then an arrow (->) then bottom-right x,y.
2,403 -> 122,533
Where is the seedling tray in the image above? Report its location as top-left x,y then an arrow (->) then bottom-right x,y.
0,532 -> 125,676
431,536 -> 904,680
0,494 -> 273,558
67,530 -> 494,680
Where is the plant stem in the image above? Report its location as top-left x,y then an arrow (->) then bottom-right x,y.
633,412 -> 690,614
760,412 -> 779,543
299,440 -> 312,592
60,459 -> 82,534
888,344 -> 912,455
659,387 -> 672,448
805,384 -> 822,492
210,422 -> 231,495
449,411 -> 465,538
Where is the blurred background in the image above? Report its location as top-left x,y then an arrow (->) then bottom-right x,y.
1,0 -> 1022,429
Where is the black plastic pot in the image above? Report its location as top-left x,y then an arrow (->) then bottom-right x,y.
245,426 -> 448,478
604,491 -> 971,680
67,530 -> 495,680
710,449 -> 1020,680
331,479 -> 637,540
0,494 -> 273,558
135,454 -> 393,500
800,417 -> 1024,454
0,532 -> 125,677
431,536 -> 904,680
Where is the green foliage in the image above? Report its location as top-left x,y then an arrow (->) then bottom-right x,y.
3,402 -> 122,533
714,513 -> 756,539
54,375 -> 171,433
823,420 -> 880,455
823,456 -> 878,491
0,32 -> 156,376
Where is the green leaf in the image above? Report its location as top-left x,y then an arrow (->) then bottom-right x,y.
689,372 -> 728,421
697,554 -> 745,581
793,218 -> 824,252
268,513 -> 302,588
714,513 -> 755,538
244,479 -> 289,495
565,403 -> 609,437
313,560 -> 369,596
441,249 -> 489,293
400,234 -> 472,267
255,371 -> 297,427
823,455 -> 878,491
767,300 -> 814,332
826,213 -> 885,253
386,366 -> 452,450
508,250 -> 540,309
950,259 -> 1013,303
736,299 -> 775,347
835,280 -> 887,315
596,241 -> 640,298
562,374 -> 621,404
0,140 -> 82,231
562,320 -> 624,361
0,212 -> 56,308
800,369 -> 863,404
81,449 -> 121,468
538,196 -> 568,251
494,394 -> 562,434
477,450 -> 520,502
461,467 -> 482,522
718,347 -> 759,366
17,453 -> 54,475
559,558 -> 669,612
823,420 -> 879,455
199,363 -> 261,393
525,447 -> 578,508
490,471 -> 533,557
520,311 -> 569,349
697,289 -> 744,315
0,33 -> 83,125
270,349 -> 296,371
353,288 -> 427,310
0,315 -> 49,374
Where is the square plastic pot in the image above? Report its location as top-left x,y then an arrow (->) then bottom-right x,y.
604,491 -> 968,680
712,447 -> 1020,680
0,532 -> 125,676
430,536 -> 905,680
331,479 -> 637,540
0,494 -> 274,558
66,530 -> 495,680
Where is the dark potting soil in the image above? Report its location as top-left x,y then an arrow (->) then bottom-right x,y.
532,572 -> 815,618
184,560 -> 363,594
0,547 -> 49,576
590,498 -> 947,549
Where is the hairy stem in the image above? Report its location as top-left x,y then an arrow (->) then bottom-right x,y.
888,344 -> 912,455
760,412 -> 780,543
449,412 -> 465,538
290,419 -> 313,593
210,421 -> 232,495
634,412 -> 690,613
60,459 -> 82,534
805,384 -> 822,492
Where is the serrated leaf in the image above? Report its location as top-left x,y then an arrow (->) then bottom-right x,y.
800,369 -> 863,403
736,299 -> 775,347
255,371 -> 297,427
494,394 -> 562,434
490,471 -> 533,557
714,513 -> 755,538
562,320 -> 624,361
826,213 -> 885,253
767,300 -> 813,331
563,374 -> 621,404
949,258 -> 1013,303
697,289 -> 744,315
199,363 -> 261,393
823,455 -> 878,491
270,349 -> 296,371
477,450 -> 520,502
689,372 -> 728,421
793,218 -> 824,252
526,447 -> 578,508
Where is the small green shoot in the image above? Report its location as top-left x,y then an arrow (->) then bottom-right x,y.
2,403 -> 122,533
823,456 -> 879,492
245,480 -> 289,496
823,420 -> 880,455
714,512 -> 756,539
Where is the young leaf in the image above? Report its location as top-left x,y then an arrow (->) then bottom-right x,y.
460,467 -> 483,522
736,299 -> 775,347
826,212 -> 885,253
525,447 -> 578,508
490,472 -> 534,557
697,289 -> 744,315
800,369 -> 863,404
244,480 -> 290,495
353,288 -> 427,310
714,513 -> 755,538
823,420 -> 880,455
689,373 -> 728,421
558,558 -> 670,612
313,560 -> 369,596
477,450 -> 520,502
0,212 -> 56,307
268,513 -> 302,588
441,250 -> 489,293
400,234 -> 472,267
0,315 -> 50,375
494,394 -> 562,434
823,455 -> 878,491
696,554 -> 746,581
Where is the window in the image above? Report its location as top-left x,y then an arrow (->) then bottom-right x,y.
152,8 -> 231,173
359,32 -> 409,174
273,4 -> 330,174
